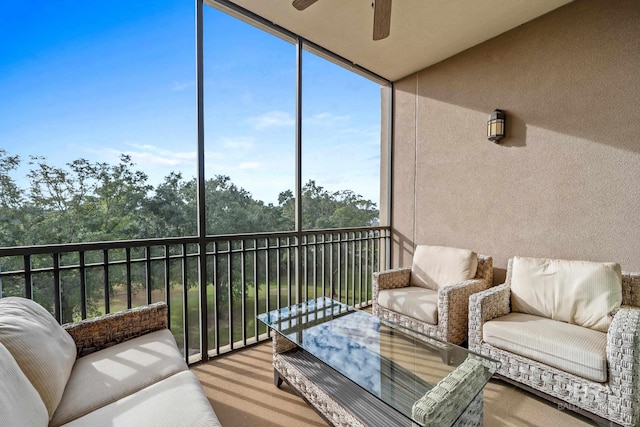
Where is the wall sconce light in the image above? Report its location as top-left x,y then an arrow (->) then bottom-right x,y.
487,109 -> 506,143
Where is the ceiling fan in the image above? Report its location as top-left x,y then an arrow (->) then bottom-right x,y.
292,0 -> 392,41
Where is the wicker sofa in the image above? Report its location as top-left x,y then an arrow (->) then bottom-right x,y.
373,245 -> 493,345
0,297 -> 220,427
469,256 -> 640,427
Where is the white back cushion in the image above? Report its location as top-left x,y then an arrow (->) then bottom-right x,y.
410,245 -> 478,290
510,256 -> 622,332
0,342 -> 49,426
0,297 -> 77,419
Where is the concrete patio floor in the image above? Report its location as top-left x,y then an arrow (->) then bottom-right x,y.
192,341 -> 603,427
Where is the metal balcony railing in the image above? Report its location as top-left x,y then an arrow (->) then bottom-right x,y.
0,226 -> 390,364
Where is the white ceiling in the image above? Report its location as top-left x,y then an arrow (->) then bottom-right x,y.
208,0 -> 572,82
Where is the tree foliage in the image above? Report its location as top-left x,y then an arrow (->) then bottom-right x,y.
278,180 -> 379,230
0,151 -> 378,246
0,151 -> 378,322
0,150 -> 22,246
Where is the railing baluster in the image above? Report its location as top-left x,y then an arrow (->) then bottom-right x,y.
103,250 -> 110,314
286,237 -> 291,306
358,234 -> 363,306
329,234 -> 334,299
253,238 -> 258,341
240,239 -> 246,346
312,235 -> 317,301
365,236 -> 370,303
146,246 -> 152,305
348,233 -> 352,304
24,255 -> 32,299
337,233 -> 342,303
213,241 -> 220,355
302,235 -> 308,302
351,233 -> 355,307
125,247 -> 132,309
265,238 -> 271,336
228,240 -> 234,350
164,245 -> 170,327
276,239 -> 281,309
80,251 -> 87,320
181,243 -> 189,363
53,253 -> 61,323
321,234 -> 326,298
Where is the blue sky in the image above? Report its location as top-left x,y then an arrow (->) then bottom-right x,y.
0,1 -> 381,206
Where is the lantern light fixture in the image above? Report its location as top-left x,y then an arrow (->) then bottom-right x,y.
487,109 -> 506,143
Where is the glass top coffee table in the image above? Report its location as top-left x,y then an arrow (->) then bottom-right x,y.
258,297 -> 500,427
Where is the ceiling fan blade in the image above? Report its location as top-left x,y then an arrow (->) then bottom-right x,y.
292,0 -> 318,11
373,0 -> 392,40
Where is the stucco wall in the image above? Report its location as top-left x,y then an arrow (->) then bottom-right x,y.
391,0 -> 640,281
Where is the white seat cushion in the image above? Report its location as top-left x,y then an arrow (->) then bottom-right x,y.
377,286 -> 439,324
61,370 -> 221,427
0,343 -> 49,427
483,312 -> 608,382
50,329 -> 188,426
0,297 -> 77,419
410,245 -> 478,290
510,256 -> 622,332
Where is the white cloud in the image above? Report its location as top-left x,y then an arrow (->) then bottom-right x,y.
340,124 -> 380,138
76,125 -> 379,206
85,143 -> 199,182
249,111 -> 295,130
125,151 -> 184,166
222,138 -> 254,151
123,143 -> 196,166
246,111 -> 351,130
305,112 -> 350,126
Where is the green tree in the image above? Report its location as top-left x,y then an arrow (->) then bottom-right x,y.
278,180 -> 378,230
204,175 -> 284,235
24,156 -> 92,245
90,155 -> 153,241
20,154 -> 152,245
0,150 -> 23,247
142,172 -> 196,238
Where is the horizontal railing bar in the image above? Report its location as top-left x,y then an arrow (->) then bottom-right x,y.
205,235 -> 381,256
0,253 -> 200,277
0,237 -> 382,276
0,226 -> 387,257
0,236 -> 199,256
206,241 -> 297,255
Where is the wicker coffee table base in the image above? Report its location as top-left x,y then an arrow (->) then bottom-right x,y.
273,334 -> 483,427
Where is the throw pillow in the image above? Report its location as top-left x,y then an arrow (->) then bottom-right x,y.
0,297 -> 77,419
510,256 -> 622,332
0,342 -> 49,426
410,245 -> 478,290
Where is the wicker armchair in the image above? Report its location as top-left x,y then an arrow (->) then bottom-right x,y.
469,258 -> 640,427
373,245 -> 493,345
